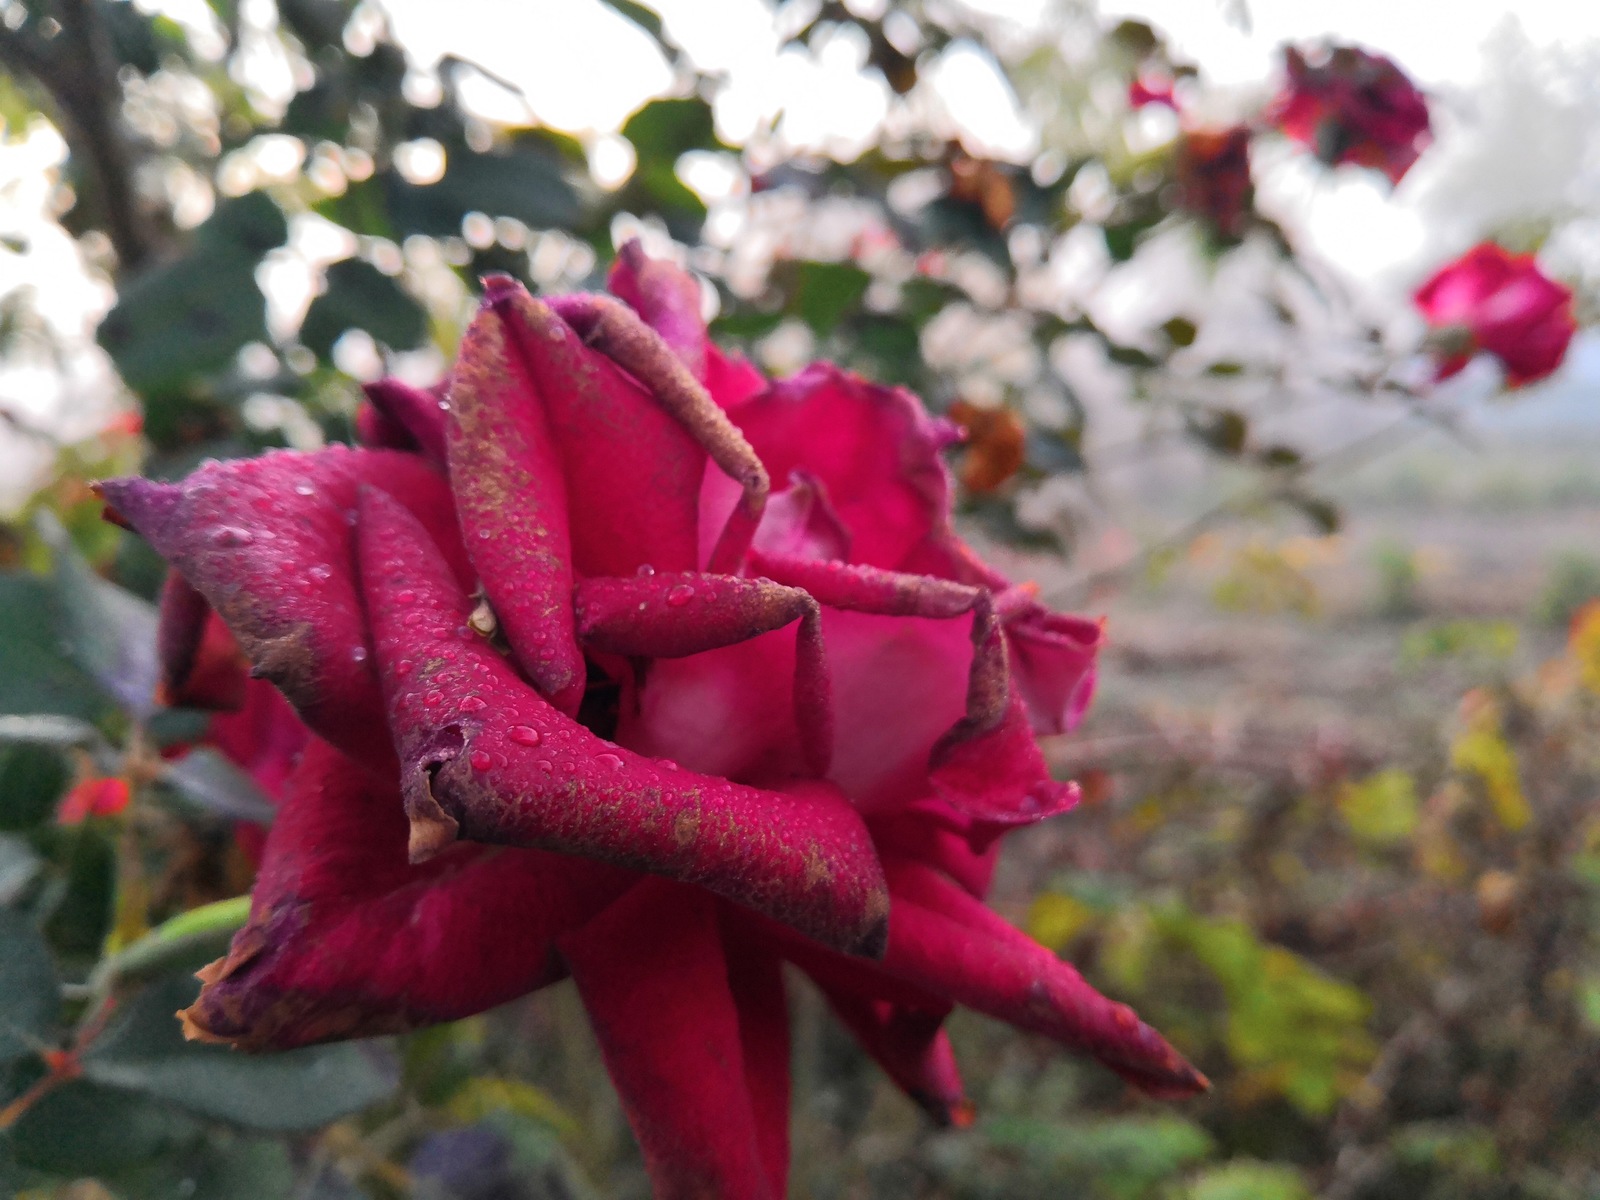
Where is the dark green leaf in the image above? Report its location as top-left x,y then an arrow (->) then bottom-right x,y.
0,743 -> 69,831
1286,493 -> 1342,535
1163,316 -> 1198,347
0,572 -> 114,722
1191,409 -> 1249,456
300,257 -> 428,359
787,261 -> 872,336
82,975 -> 399,1131
112,1131 -> 297,1200
386,135 -> 585,239
7,1079 -> 200,1174
37,511 -> 159,717
160,748 -> 277,824
0,907 -> 58,1064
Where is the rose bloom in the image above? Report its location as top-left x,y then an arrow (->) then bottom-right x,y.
1414,242 -> 1577,389
99,244 -> 1204,1197
1273,44 -> 1430,184
1175,125 -> 1254,240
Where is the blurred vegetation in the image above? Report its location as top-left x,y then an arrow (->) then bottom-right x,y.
0,0 -> 1597,1197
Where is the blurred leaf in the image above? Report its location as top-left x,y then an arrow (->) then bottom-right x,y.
0,907 -> 58,1064
1163,316 -> 1198,347
446,1076 -> 581,1139
1338,769 -> 1420,847
160,748 -> 278,824
1184,1160 -> 1313,1200
82,974 -> 399,1131
89,896 -> 251,993
984,1113 -> 1213,1196
6,1078 -> 201,1174
1027,891 -> 1096,952
112,1130 -> 296,1200
1451,726 -> 1530,833
300,257 -> 429,359
0,836 -> 41,906
97,193 -> 286,399
0,572 -> 115,722
1191,408 -> 1248,456
36,510 -> 159,717
787,260 -> 871,335
385,133 -> 586,239
0,714 -> 102,747
1284,493 -> 1342,535
0,743 -> 69,831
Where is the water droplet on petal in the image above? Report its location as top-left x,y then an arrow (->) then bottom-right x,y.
535,759 -> 554,772
458,695 -> 487,713
596,752 -> 624,769
636,563 -> 656,577
666,583 -> 695,607
395,589 -> 416,604
508,725 -> 542,747
396,660 -> 415,677
309,565 -> 333,582
293,481 -> 316,497
350,645 -> 369,663
211,526 -> 254,548
470,750 -> 493,771
403,612 -> 424,627
423,690 -> 444,706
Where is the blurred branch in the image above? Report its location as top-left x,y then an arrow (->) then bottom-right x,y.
0,0 -> 157,271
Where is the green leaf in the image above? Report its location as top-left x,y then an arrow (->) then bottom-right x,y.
787,261 -> 872,336
0,744 -> 69,831
1338,769 -> 1420,846
36,511 -> 160,717
82,975 -> 399,1131
385,134 -> 586,239
0,836 -> 41,905
1163,316 -> 1198,347
160,748 -> 278,824
0,907 -> 58,1064
0,715 -> 103,747
90,896 -> 251,993
111,1131 -> 296,1200
299,257 -> 428,359
6,1078 -> 201,1174
1185,1160 -> 1313,1200
0,572 -> 114,722
97,193 -> 286,398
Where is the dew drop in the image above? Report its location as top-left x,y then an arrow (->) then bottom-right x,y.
470,750 -> 493,771
666,583 -> 695,607
535,759 -> 554,772
396,659 -> 415,677
596,752 -> 624,769
395,589 -> 417,604
508,725 -> 542,747
293,481 -> 316,497
211,526 -> 254,548
458,695 -> 487,713
423,690 -> 444,706
403,611 -> 424,627
350,645 -> 369,663
636,563 -> 656,577
309,564 -> 333,582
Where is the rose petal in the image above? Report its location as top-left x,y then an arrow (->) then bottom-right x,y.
813,981 -> 970,1126
157,572 -> 248,710
558,880 -> 777,1200
180,739 -> 635,1049
357,487 -> 890,957
881,862 -> 1209,1098
731,364 -> 961,572
445,296 -> 585,713
97,446 -> 468,766
721,913 -> 792,1195
1000,598 -> 1103,736
362,379 -> 449,467
576,571 -> 832,774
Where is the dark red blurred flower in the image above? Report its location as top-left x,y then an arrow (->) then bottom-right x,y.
1175,125 -> 1254,239
1274,44 -> 1430,184
99,243 -> 1203,1197
1414,242 -> 1577,388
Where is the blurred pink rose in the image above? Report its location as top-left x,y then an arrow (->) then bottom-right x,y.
1414,243 -> 1577,387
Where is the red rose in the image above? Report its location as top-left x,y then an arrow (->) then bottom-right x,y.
1414,243 -> 1577,388
1274,44 -> 1430,184
1176,124 -> 1254,239
99,243 -> 1203,1196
